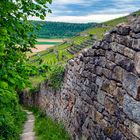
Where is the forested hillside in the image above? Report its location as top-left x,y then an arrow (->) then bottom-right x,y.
32,21 -> 96,38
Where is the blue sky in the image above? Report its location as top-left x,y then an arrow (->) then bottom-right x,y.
42,0 -> 140,23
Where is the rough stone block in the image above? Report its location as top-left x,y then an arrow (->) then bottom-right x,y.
135,52 -> 140,74
124,47 -> 135,59
110,42 -> 125,54
115,54 -> 134,72
95,66 -> 103,76
132,39 -> 140,51
113,88 -> 125,106
102,68 -> 112,79
105,50 -> 115,62
97,90 -> 106,105
105,97 -> 116,115
116,25 -> 131,35
95,111 -> 103,124
124,119 -> 140,138
101,79 -> 117,95
112,66 -> 123,82
123,94 -> 140,124
123,72 -> 140,99
130,32 -> 140,39
131,22 -> 140,33
105,60 -> 116,70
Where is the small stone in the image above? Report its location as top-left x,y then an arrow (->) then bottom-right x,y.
95,66 -> 103,76
105,50 -> 115,62
97,90 -> 106,105
134,52 -> 140,74
94,49 -> 105,56
95,111 -> 103,124
69,59 -> 75,66
110,42 -> 125,54
95,76 -> 103,88
105,97 -> 116,115
131,23 -> 140,33
113,88 -> 125,106
86,48 -> 95,57
130,32 -> 140,39
94,101 -> 104,113
101,79 -> 116,95
101,79 -> 110,93
102,68 -> 112,79
105,60 -> 116,70
124,47 -> 135,59
132,39 -> 140,51
112,66 -> 123,82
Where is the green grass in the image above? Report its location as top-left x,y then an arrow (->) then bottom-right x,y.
31,108 -> 70,140
104,16 -> 128,26
71,36 -> 90,45
36,42 -> 60,45
84,26 -> 112,39
29,75 -> 46,89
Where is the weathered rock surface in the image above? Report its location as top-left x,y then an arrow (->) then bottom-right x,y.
21,17 -> 140,140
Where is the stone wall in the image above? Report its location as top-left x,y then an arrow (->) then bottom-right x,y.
21,17 -> 140,140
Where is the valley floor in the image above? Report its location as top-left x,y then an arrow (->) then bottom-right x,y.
32,39 -> 64,53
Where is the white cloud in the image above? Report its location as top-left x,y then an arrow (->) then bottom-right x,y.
30,13 -> 129,23
52,0 -> 101,5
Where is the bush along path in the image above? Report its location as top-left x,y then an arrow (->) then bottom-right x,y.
21,110 -> 36,140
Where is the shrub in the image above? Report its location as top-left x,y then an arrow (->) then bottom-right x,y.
0,89 -> 27,140
47,65 -> 65,89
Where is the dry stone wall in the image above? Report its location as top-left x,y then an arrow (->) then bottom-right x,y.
22,17 -> 140,140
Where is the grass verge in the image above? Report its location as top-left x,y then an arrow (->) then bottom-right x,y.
31,107 -> 70,140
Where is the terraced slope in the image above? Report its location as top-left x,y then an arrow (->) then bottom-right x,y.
29,10 -> 140,88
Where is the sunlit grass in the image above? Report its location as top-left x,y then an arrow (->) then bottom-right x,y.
31,108 -> 71,140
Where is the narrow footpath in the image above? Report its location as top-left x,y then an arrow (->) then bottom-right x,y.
21,110 -> 36,140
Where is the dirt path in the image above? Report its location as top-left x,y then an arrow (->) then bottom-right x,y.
21,111 -> 36,140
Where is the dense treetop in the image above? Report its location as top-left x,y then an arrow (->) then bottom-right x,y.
32,21 -> 96,38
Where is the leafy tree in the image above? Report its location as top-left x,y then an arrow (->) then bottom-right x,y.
0,0 -> 52,139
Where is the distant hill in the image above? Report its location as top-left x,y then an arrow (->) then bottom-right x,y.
81,10 -> 140,39
31,21 -> 96,39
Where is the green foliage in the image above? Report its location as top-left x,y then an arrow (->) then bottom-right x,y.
72,36 -> 90,45
47,65 -> 65,89
0,0 -> 52,139
31,107 -> 70,140
0,89 -> 27,140
32,21 -> 96,38
104,16 -> 128,26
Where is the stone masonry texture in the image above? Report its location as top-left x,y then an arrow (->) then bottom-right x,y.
21,17 -> 140,140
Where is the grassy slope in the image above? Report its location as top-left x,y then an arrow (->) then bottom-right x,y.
30,108 -> 70,140
29,10 -> 140,88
